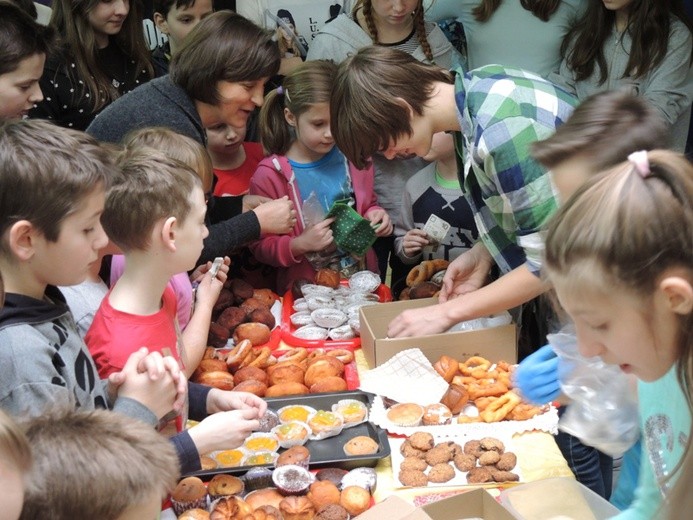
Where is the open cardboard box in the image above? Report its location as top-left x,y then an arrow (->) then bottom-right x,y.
359,298 -> 517,368
355,491 -> 517,520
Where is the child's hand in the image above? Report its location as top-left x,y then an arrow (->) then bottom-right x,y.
366,208 -> 393,237
242,194 -> 271,212
253,196 -> 296,235
188,408 -> 260,454
206,388 -> 268,416
293,217 -> 335,255
402,229 -> 429,256
192,257 -> 230,312
112,348 -> 183,420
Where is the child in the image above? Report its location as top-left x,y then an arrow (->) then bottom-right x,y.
541,149 -> 693,519
0,118 -> 182,428
0,1 -> 52,120
20,408 -> 179,519
330,45 -> 576,339
394,131 -> 477,271
550,0 -> 693,152
152,0 -> 214,76
0,409 -> 31,520
249,60 -> 392,294
30,0 -> 154,130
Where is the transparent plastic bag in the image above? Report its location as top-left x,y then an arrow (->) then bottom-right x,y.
302,192 -> 338,270
550,326 -> 640,456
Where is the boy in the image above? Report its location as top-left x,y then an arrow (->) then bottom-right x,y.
0,2 -> 51,120
152,0 -> 214,76
331,45 -> 577,340
0,119 -> 181,426
0,409 -> 31,520
20,408 -> 179,519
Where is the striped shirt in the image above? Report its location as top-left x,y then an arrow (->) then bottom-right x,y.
453,65 -> 578,275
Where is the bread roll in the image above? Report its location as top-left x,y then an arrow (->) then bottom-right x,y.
265,382 -> 310,398
233,322 -> 271,346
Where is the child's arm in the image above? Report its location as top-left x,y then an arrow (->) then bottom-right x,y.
290,218 -> 335,258
364,208 -> 393,237
393,187 -> 427,263
180,258 -> 230,377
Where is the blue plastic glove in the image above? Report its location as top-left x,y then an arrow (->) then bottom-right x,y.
514,344 -> 560,405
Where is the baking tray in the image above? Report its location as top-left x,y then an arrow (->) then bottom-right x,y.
280,283 -> 392,348
186,390 -> 390,480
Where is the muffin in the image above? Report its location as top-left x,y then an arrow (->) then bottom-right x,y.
242,467 -> 274,492
279,496 -> 316,520
276,445 -> 311,469
170,477 -> 208,516
422,403 -> 453,426
316,504 -> 351,520
207,474 -> 245,501
386,403 -> 424,427
343,436 -> 379,456
243,432 -> 280,453
315,467 -> 348,489
272,421 -> 311,449
332,399 -> 368,427
178,509 -> 211,520
257,409 -> 281,433
213,449 -> 245,468
307,480 -> 341,510
272,464 -> 315,495
339,486 -> 371,516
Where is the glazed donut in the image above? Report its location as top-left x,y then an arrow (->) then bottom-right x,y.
429,259 -> 450,274
248,346 -> 271,369
480,391 -> 521,423
460,356 -> 492,377
225,339 -> 253,372
406,264 -> 429,287
277,348 -> 308,365
326,348 -> 354,364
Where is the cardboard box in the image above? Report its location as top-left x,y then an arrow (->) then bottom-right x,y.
356,491 -> 518,520
359,298 -> 517,368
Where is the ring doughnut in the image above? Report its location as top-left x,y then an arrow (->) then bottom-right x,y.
225,339 -> 253,372
406,264 -> 428,287
248,346 -> 271,368
429,259 -> 450,274
507,403 -> 548,421
467,379 -> 509,401
480,391 -> 521,423
326,348 -> 354,364
306,348 -> 327,361
460,356 -> 492,377
277,347 -> 308,365
239,347 -> 258,369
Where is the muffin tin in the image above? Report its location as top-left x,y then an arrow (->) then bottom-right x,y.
187,391 -> 390,479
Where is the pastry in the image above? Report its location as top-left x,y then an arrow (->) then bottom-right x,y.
233,322 -> 271,346
496,452 -> 517,471
243,433 -> 280,453
273,422 -> 310,449
276,445 -> 311,468
232,379 -> 267,397
422,403 -> 453,426
178,509 -> 211,520
433,355 -> 459,382
244,488 -> 284,510
333,399 -> 368,426
304,356 -> 344,387
424,445 -> 453,466
315,467 -> 348,489
339,485 -> 371,516
278,405 -> 317,424
440,384 -> 469,414
266,382 -> 310,398
343,435 -> 379,456
307,480 -> 341,510
409,281 -> 440,299
463,440 -> 484,459
268,363 -> 305,386
279,496 -> 316,520
315,504 -> 350,520
214,449 -> 245,468
243,451 -> 279,466
242,467 -> 274,491
196,370 -> 234,391
386,403 -> 424,427
212,288 -> 234,317
170,477 -> 208,516
193,358 -> 229,378
257,409 -> 280,433
309,376 -> 348,394
307,410 -> 344,437
209,496 -> 253,520
272,464 -> 315,495
479,450 -> 501,466
466,466 -> 493,484
253,505 -> 283,520
341,467 -> 377,493
253,288 -> 280,308
399,440 -> 426,459
207,474 -> 245,500
233,365 -> 268,385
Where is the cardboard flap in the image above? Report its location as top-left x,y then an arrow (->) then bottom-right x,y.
354,496 -> 417,520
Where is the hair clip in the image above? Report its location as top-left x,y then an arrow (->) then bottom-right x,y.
277,86 -> 284,95
628,150 -> 650,178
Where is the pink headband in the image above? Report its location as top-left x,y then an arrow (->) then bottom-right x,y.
628,150 -> 650,178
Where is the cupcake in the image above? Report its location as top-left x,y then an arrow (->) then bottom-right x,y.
422,403 -> 453,426
243,451 -> 279,467
343,436 -> 379,456
207,474 -> 245,501
243,432 -> 280,453
278,405 -> 317,424
170,477 -> 208,516
213,449 -> 246,468
257,409 -> 281,433
386,403 -> 424,427
315,467 -> 348,489
307,480 -> 341,510
276,445 -> 311,469
272,464 -> 315,496
316,504 -> 351,520
178,509 -> 211,520
272,421 -> 311,448
332,399 -> 368,427
308,410 -> 344,440
242,467 -> 274,492
340,486 -> 371,517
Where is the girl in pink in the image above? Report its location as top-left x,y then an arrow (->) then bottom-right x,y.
249,60 -> 391,294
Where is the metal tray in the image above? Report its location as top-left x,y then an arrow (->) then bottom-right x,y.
187,390 -> 390,480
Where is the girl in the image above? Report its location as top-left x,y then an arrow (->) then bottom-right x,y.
543,149 -> 693,518
30,0 -> 154,130
249,60 -> 392,294
551,0 -> 693,151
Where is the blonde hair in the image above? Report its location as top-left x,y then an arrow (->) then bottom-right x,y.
259,60 -> 337,155
20,408 -> 179,519
544,149 -> 693,517
123,127 -> 213,192
0,408 -> 31,476
356,0 -> 433,61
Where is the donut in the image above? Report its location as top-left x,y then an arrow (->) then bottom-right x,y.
248,346 -> 271,369
225,339 -> 253,372
406,264 -> 428,287
460,356 -> 492,377
480,391 -> 521,423
429,258 -> 450,274
326,348 -> 354,364
277,348 -> 308,365
467,379 -> 508,401
433,355 -> 459,383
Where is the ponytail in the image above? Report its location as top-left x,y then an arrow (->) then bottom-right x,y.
259,88 -> 293,155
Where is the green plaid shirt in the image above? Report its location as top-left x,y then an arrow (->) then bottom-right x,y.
453,65 -> 578,275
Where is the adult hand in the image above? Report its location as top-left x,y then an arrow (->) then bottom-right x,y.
387,303 -> 452,338
439,242 -> 493,302
514,345 -> 561,405
365,208 -> 393,237
206,388 -> 268,417
402,229 -> 429,257
254,196 -> 296,235
188,408 -> 261,455
242,194 -> 271,213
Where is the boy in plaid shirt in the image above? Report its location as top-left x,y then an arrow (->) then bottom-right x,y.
331,46 -> 577,339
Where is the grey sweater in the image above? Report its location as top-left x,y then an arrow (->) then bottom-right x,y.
86,76 -> 261,261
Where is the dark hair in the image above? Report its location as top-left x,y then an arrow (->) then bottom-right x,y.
49,0 -> 154,111
7,0 -> 36,18
170,10 -> 280,104
0,1 -> 54,76
331,46 -> 452,170
153,0 -> 199,17
561,0 -> 693,83
472,0 -> 560,22
277,8 -> 296,26
532,90 -> 670,170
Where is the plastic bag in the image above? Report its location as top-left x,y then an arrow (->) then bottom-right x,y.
302,192 -> 338,270
550,326 -> 640,457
